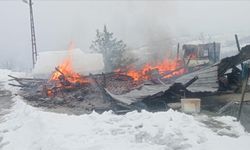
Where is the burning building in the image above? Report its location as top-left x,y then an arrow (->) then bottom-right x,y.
9,40 -> 250,114
9,44 -> 189,113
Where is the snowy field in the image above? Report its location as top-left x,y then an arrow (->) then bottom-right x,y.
1,69 -> 250,150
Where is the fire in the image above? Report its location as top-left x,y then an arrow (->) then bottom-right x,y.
118,59 -> 186,81
49,42 -> 186,86
49,45 -> 88,84
50,58 -> 86,84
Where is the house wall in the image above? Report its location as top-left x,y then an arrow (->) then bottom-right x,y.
183,43 -> 221,62
32,49 -> 104,78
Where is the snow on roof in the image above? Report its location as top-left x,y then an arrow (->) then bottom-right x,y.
33,49 -> 104,78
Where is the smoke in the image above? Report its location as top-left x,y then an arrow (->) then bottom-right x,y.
142,26 -> 174,63
0,1 -> 176,71
1,1 -> 250,71
110,1 -> 177,65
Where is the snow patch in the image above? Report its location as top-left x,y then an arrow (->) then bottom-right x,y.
0,69 -> 27,93
0,96 -> 250,150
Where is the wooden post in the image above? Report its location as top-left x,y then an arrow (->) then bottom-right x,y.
213,42 -> 216,63
235,34 -> 243,69
102,72 -> 106,88
237,64 -> 249,121
235,34 -> 241,52
177,43 -> 180,60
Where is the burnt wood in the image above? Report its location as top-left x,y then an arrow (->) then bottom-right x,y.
218,45 -> 250,77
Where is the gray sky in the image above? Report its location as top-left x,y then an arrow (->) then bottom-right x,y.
1,0 -> 250,70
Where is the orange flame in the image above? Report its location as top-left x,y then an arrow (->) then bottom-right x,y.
49,43 -> 88,84
118,58 -> 186,81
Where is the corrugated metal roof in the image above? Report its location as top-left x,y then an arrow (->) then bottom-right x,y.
176,65 -> 219,92
107,65 -> 219,104
105,84 -> 170,105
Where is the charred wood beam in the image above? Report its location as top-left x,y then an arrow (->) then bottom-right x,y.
157,77 -> 168,86
8,75 -> 45,81
177,43 -> 180,60
160,67 -> 184,79
235,34 -> 243,69
235,34 -> 241,53
218,45 -> 250,77
185,55 -> 192,68
8,75 -> 46,89
143,76 -> 198,106
55,67 -> 65,76
237,64 -> 250,121
54,67 -> 73,86
102,72 -> 106,87
183,76 -> 199,88
8,83 -> 25,87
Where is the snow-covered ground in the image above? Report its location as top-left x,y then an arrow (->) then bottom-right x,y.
0,70 -> 250,150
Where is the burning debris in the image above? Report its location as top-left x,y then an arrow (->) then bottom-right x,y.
9,47 -> 189,114
142,44 -> 250,112
115,58 -> 186,81
8,38 -> 250,114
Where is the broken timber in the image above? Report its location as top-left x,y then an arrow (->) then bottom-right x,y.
8,44 -> 250,113
104,45 -> 250,111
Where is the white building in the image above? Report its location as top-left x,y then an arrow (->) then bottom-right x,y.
33,48 -> 104,78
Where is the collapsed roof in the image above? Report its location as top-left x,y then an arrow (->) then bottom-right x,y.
107,45 -> 250,107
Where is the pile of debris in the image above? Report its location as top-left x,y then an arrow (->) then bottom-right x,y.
9,54 -> 188,114
9,71 -> 140,113
102,44 -> 250,112
142,45 -> 250,111
9,43 -> 250,114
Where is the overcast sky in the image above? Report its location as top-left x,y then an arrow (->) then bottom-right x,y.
1,0 -> 250,70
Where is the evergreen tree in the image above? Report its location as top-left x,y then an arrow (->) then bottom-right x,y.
90,25 -> 135,72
